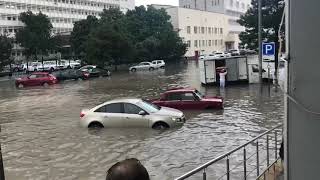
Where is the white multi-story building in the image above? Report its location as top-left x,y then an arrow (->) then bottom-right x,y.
180,0 -> 251,50
0,0 -> 134,61
153,4 -> 229,57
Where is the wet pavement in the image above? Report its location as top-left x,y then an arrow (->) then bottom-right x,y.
0,61 -> 284,180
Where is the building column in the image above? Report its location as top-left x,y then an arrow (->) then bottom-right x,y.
286,0 -> 320,180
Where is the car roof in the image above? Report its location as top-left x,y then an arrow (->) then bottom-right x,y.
165,87 -> 196,93
31,72 -> 49,75
102,98 -> 142,105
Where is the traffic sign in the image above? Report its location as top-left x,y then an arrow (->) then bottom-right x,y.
263,42 -> 275,56
262,42 -> 275,60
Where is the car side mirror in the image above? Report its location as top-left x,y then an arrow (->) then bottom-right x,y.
138,111 -> 147,116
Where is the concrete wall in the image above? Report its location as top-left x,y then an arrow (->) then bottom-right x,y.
286,0 -> 320,179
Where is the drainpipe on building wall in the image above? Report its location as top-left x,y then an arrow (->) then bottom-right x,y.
205,0 -> 207,11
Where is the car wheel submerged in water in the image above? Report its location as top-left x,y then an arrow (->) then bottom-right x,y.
131,68 -> 137,72
149,67 -> 154,71
88,122 -> 104,128
152,122 -> 169,130
43,82 -> 49,87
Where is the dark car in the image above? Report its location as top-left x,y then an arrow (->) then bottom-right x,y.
80,68 -> 111,78
15,72 -> 58,88
52,69 -> 90,81
151,88 -> 224,110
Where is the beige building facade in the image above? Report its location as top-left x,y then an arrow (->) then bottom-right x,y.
153,5 -> 229,57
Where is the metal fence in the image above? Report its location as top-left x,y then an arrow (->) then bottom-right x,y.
175,125 -> 283,180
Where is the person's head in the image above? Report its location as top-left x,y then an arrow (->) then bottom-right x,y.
106,158 -> 150,180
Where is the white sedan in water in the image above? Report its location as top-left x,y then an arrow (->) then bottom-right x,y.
80,98 -> 186,129
129,62 -> 157,72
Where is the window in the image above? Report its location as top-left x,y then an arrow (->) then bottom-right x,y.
215,40 -> 218,46
199,40 -> 201,47
230,0 -> 233,7
209,27 -> 211,34
220,28 -> 223,34
187,26 -> 191,34
209,40 -> 212,46
29,75 -> 37,79
201,27 -> 205,34
124,103 -> 143,114
181,93 -> 196,101
96,103 -> 123,113
202,40 -> 205,46
167,93 -> 181,101
236,1 -> 239,8
215,28 -> 218,34
194,40 -> 198,47
194,26 -> 197,34
187,40 -> 191,47
220,39 -> 223,45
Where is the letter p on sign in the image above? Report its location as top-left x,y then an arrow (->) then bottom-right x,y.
262,42 -> 275,56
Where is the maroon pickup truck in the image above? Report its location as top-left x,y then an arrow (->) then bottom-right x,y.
151,88 -> 223,110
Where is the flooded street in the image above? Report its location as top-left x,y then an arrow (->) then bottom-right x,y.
0,61 -> 284,180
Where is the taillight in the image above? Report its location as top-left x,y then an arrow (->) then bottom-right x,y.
80,112 -> 85,118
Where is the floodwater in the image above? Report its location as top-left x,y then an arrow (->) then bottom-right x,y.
0,61 -> 284,180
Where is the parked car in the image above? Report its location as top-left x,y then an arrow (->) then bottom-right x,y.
151,88 -> 224,110
37,61 -> 64,72
79,65 -> 97,71
21,62 -> 41,72
152,60 -> 165,69
240,49 -> 257,55
80,98 -> 186,129
129,62 -> 157,72
15,72 -> 58,88
61,60 -> 81,69
213,52 -> 226,58
199,55 -> 206,60
80,67 -> 111,78
228,49 -> 240,56
52,69 -> 90,81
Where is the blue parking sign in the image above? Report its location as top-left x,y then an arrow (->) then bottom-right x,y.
262,42 -> 275,56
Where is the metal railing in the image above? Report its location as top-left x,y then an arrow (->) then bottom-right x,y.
175,124 -> 283,180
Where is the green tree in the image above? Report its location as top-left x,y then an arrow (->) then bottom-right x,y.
16,11 -> 53,61
238,0 -> 284,76
86,22 -> 134,67
0,35 -> 13,71
70,15 -> 98,59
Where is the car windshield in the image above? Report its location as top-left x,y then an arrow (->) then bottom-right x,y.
194,90 -> 204,98
137,100 -> 161,113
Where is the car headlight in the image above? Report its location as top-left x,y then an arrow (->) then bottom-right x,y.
172,117 -> 183,122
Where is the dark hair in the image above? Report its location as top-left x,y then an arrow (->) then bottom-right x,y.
106,158 -> 150,180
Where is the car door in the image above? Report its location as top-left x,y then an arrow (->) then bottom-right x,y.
180,92 -> 202,109
162,92 -> 182,109
27,74 -> 39,86
123,103 -> 149,127
94,103 -> 125,128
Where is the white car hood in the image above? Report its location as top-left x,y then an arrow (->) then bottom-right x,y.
153,107 -> 183,117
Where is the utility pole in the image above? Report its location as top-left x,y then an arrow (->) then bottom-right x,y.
258,0 -> 263,83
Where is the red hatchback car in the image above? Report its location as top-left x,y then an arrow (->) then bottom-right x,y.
15,72 -> 58,88
151,88 -> 224,110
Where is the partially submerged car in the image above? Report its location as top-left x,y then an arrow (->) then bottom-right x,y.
80,98 -> 185,129
151,88 -> 224,110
